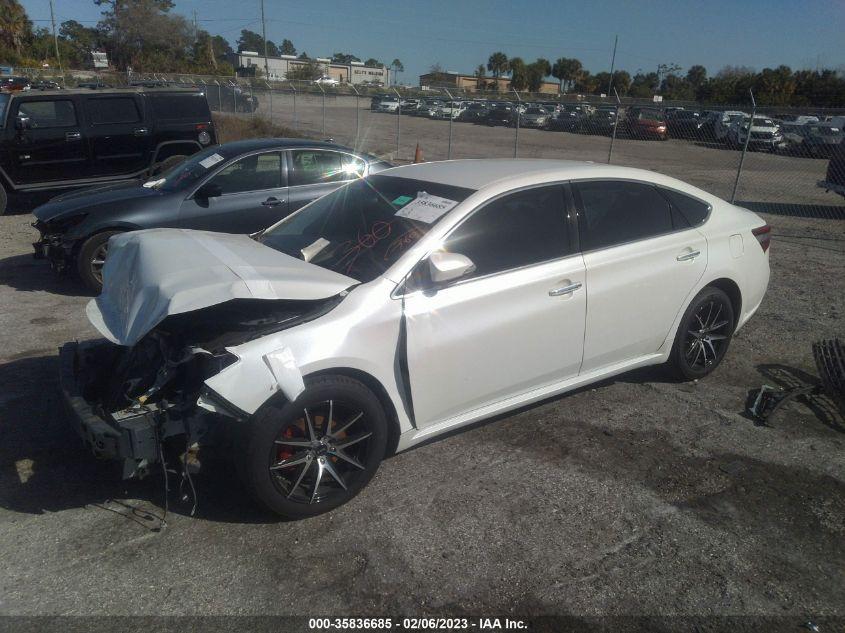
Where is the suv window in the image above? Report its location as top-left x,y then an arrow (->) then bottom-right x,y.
148,93 -> 209,120
89,97 -> 140,124
442,185 -> 570,279
575,181 -> 673,250
206,152 -> 282,195
659,188 -> 710,227
17,100 -> 78,128
289,150 -> 352,186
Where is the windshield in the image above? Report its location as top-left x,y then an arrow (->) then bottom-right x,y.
259,175 -> 476,283
640,110 -> 664,121
0,93 -> 9,126
752,118 -> 775,127
526,108 -> 545,115
149,146 -> 237,192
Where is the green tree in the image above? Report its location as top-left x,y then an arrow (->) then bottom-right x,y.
364,58 -> 381,67
331,52 -> 360,64
551,57 -> 582,93
611,70 -> 631,95
0,0 -> 33,55
508,57 -> 527,91
525,58 -> 550,92
287,59 -> 322,81
280,38 -> 295,55
390,58 -> 403,85
487,51 -> 509,78
475,63 -> 487,90
236,29 -> 264,53
686,64 -> 707,88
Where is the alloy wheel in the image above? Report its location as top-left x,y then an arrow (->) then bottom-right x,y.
268,400 -> 372,505
684,299 -> 731,370
90,243 -> 109,285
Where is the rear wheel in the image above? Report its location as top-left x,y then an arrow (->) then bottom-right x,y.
77,230 -> 123,293
238,375 -> 388,519
670,287 -> 735,380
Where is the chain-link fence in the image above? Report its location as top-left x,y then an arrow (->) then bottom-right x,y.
11,67 -> 845,218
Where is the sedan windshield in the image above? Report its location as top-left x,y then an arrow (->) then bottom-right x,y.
148,145 -> 239,192
259,175 -> 476,283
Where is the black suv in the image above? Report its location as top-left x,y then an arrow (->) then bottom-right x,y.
0,88 -> 217,214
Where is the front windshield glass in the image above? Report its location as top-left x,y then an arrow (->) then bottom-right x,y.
526,107 -> 544,114
150,146 -> 236,192
0,93 -> 9,126
753,118 -> 775,126
259,175 -> 476,283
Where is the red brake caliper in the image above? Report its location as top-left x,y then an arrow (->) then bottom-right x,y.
276,425 -> 304,463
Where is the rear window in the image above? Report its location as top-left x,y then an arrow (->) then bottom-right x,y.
148,93 -> 210,121
659,188 -> 710,227
88,97 -> 140,124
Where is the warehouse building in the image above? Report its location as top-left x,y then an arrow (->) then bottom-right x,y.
230,52 -> 391,85
419,70 -> 560,94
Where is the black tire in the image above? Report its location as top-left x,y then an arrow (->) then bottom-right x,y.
0,183 -> 7,216
151,154 -> 187,176
669,286 -> 735,380
237,374 -> 388,519
77,230 -> 123,293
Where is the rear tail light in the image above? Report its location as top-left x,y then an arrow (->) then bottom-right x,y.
752,224 -> 772,252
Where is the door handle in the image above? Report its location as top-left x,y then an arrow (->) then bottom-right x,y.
676,250 -> 701,262
133,127 -> 149,137
65,131 -> 81,141
261,197 -> 283,207
549,282 -> 582,296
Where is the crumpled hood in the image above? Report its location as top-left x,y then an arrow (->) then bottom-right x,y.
87,228 -> 358,346
34,181 -> 160,223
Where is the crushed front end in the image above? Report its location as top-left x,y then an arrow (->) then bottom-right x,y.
31,217 -> 80,273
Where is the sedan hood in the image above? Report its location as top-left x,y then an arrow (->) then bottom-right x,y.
87,229 -> 358,346
34,181 -> 160,223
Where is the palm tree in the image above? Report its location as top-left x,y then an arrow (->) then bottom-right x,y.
390,58 -> 404,86
552,57 -> 583,93
0,0 -> 32,54
487,51 -> 509,79
475,63 -> 486,91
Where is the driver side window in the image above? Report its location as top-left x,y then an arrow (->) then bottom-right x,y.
206,152 -> 282,195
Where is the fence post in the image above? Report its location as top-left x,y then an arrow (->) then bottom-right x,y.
513,88 -> 522,158
731,89 -> 756,204
292,83 -> 298,129
444,88 -> 454,159
608,87 -> 621,164
266,80 -> 273,123
350,85 -> 360,149
393,87 -> 402,159
215,81 -> 221,112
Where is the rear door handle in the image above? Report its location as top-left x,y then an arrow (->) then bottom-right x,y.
65,131 -> 81,141
133,127 -> 149,137
549,282 -> 582,296
261,197 -> 283,207
676,250 -> 701,262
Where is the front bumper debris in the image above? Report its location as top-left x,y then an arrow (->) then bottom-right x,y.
31,222 -> 71,272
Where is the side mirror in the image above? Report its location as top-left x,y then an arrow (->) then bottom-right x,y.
15,116 -> 31,131
428,251 -> 476,285
196,182 -> 223,200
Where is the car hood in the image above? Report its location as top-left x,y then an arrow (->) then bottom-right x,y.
34,181 -> 162,223
87,229 -> 358,346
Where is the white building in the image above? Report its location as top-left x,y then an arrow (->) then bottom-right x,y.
230,52 -> 390,85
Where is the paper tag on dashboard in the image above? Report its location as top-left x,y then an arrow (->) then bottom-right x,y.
199,153 -> 224,169
301,237 -> 330,262
395,192 -> 459,223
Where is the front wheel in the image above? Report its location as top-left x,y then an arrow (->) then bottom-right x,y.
238,375 -> 388,519
669,286 -> 735,380
77,230 -> 123,293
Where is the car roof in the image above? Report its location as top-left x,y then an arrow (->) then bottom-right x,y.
377,159 -> 697,193
215,137 -> 377,156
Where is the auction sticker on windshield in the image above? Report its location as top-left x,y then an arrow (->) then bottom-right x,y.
395,192 -> 459,224
199,153 -> 225,169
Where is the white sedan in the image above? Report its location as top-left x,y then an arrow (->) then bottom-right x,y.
63,160 -> 771,518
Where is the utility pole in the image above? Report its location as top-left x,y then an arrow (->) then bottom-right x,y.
607,34 -> 618,96
260,0 -> 269,80
48,0 -> 64,86
193,9 -> 198,43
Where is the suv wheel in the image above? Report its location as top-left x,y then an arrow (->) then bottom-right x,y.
669,286 -> 735,380
77,230 -> 123,293
238,375 -> 388,519
0,183 -> 8,216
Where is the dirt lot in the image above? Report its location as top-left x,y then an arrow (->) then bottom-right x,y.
0,169 -> 844,623
250,92 -> 845,219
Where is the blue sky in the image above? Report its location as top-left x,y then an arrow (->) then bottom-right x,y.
20,0 -> 845,82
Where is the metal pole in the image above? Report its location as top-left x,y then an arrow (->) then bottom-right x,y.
292,83 -> 297,129
266,80 -> 272,124
444,88 -> 455,159
350,85 -> 360,149
513,88 -> 521,158
393,87 -> 402,159
607,34 -> 618,96
319,84 -> 326,135
731,90 -> 756,203
48,0 -> 65,87
608,87 -> 621,164
260,0 -> 269,80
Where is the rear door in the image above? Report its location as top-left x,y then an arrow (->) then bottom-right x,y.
573,180 -> 708,373
285,149 -> 367,213
178,150 -> 287,233
6,95 -> 88,186
83,94 -> 152,177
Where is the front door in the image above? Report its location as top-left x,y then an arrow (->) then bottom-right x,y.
573,180 -> 708,373
7,96 -> 87,186
286,149 -> 366,213
179,151 -> 288,234
83,94 -> 152,177
402,184 -> 587,428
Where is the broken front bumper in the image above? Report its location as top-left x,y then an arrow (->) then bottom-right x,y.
60,341 -> 160,477
32,222 -> 72,272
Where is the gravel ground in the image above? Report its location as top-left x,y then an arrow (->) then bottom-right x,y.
0,187 -> 844,621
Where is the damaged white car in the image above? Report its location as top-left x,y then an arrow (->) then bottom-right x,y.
61,160 -> 771,518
